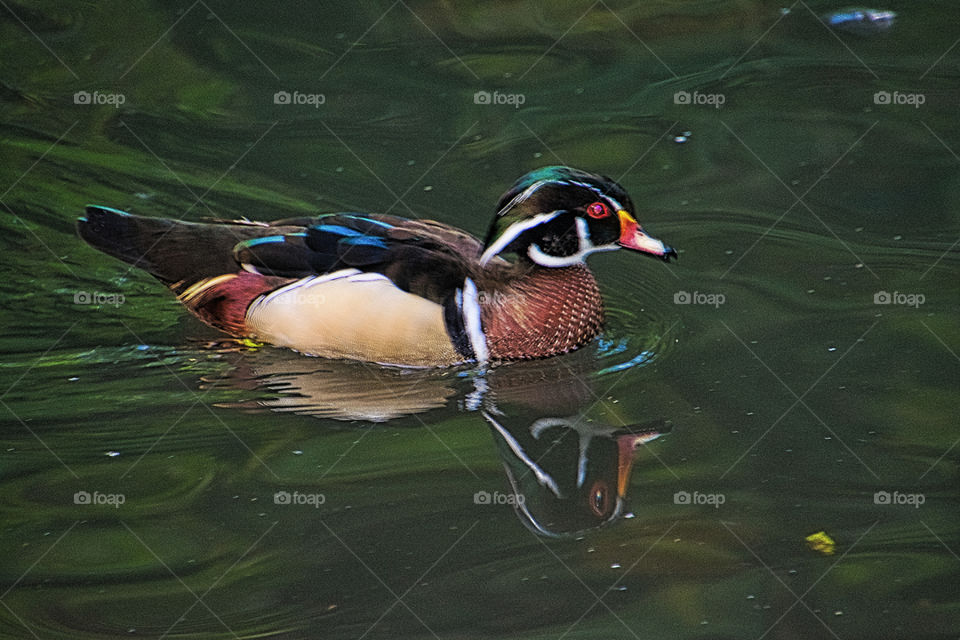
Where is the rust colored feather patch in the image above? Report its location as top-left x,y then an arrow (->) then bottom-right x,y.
175,272 -> 291,335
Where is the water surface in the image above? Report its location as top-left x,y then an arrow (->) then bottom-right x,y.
1,1 -> 958,638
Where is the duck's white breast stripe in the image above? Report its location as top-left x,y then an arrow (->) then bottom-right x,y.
461,277 -> 488,363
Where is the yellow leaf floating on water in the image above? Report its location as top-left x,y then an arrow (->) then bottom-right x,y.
805,530 -> 836,555
237,338 -> 263,349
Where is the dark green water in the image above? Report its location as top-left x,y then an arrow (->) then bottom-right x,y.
2,1 -> 958,638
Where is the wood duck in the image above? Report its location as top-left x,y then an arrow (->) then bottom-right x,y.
78,166 -> 676,367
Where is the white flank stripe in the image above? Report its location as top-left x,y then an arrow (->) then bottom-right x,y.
346,272 -> 391,282
461,277 -> 488,363
248,268 -> 362,310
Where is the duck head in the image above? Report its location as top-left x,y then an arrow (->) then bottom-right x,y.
480,166 -> 677,267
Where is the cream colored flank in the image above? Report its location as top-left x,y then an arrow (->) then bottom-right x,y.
245,270 -> 462,367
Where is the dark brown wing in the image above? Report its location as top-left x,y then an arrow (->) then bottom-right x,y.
233,213 -> 483,305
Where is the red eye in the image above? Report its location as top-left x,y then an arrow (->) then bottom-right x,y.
586,202 -> 610,219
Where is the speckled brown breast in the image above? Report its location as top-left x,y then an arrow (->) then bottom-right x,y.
480,264 -> 604,360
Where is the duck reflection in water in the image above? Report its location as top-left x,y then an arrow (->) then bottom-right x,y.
208,344 -> 669,536
483,411 -> 666,537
